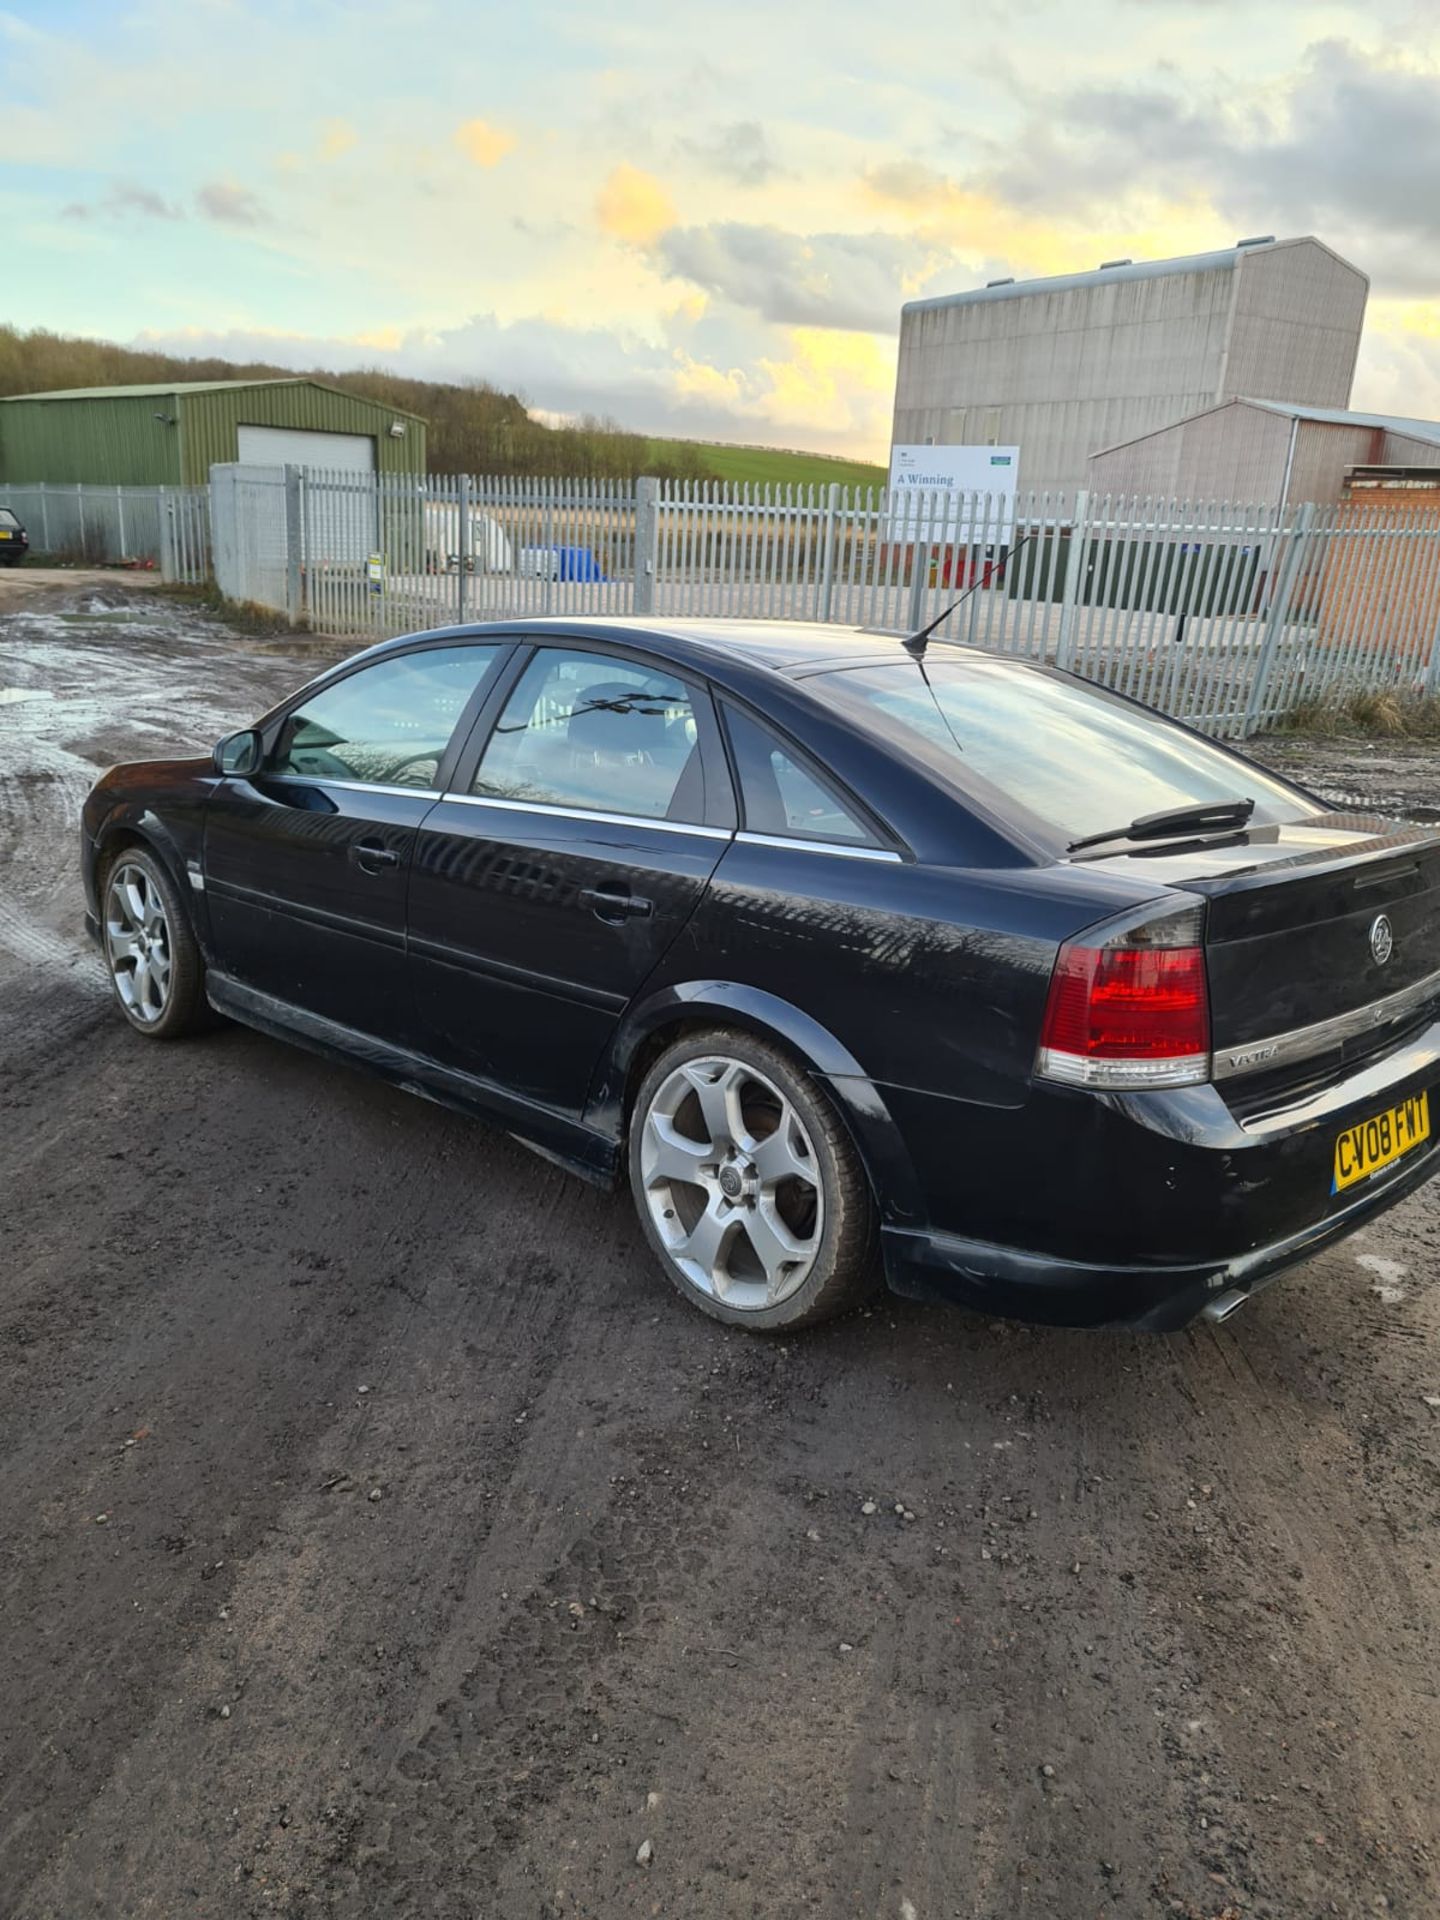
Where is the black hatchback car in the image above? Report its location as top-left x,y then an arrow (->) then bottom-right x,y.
0,506 -> 29,564
81,618 -> 1440,1331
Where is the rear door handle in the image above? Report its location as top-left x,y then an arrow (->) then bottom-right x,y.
350,840 -> 401,872
578,886 -> 653,922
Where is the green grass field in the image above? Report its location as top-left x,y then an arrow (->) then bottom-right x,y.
647,438 -> 888,493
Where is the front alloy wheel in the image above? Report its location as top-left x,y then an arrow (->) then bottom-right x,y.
629,1031 -> 877,1329
100,847 -> 211,1039
106,862 -> 173,1025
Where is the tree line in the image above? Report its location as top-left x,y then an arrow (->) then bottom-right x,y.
0,325 -> 716,483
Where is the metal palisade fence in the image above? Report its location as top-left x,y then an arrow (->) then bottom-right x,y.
270,469 -> 1440,737
1,479 -> 211,582
25,464 -> 1440,738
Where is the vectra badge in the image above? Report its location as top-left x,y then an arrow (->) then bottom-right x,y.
1370,914 -> 1395,966
1228,1043 -> 1278,1070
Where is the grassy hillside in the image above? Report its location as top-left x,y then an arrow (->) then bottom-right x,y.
0,324 -> 887,488
646,439 -> 887,492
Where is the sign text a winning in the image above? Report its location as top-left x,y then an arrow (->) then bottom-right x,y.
887,444 -> 1021,543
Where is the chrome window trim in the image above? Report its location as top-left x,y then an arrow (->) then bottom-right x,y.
736,830 -> 903,864
1214,963 -> 1440,1082
442,792 -> 733,840
264,774 -> 444,800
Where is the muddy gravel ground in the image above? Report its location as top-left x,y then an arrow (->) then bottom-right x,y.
2,583 -> 1438,1920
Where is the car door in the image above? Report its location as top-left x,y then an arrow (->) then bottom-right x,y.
407,642 -> 735,1115
204,641 -> 507,1041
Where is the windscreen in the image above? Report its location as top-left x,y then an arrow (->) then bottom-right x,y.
0,510 -> 19,530
809,658 -> 1318,845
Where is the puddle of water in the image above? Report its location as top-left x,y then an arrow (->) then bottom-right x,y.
1356,1251 -> 1409,1304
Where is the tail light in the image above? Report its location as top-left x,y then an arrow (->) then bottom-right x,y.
1037,904 -> 1210,1089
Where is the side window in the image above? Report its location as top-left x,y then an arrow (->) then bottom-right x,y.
723,705 -> 879,847
473,649 -> 706,823
271,646 -> 500,788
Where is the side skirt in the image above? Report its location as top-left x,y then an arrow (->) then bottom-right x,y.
206,972 -> 619,1188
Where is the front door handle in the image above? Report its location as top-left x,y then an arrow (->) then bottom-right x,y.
350,840 -> 401,872
578,885 -> 653,923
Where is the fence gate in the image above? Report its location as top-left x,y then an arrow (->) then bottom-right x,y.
210,465 -> 296,615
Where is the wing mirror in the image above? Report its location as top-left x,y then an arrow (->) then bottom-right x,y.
214,728 -> 263,776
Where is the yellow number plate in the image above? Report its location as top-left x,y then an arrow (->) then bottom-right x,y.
0,530 -> 10,539
1334,1091 -> 1430,1193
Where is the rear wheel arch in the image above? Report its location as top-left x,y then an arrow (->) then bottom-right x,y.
593,983 -> 925,1226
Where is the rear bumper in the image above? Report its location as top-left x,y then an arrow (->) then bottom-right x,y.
873,1019 -> 1440,1330
881,1123 -> 1440,1330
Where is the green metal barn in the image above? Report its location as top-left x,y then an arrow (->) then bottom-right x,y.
0,378 -> 427,485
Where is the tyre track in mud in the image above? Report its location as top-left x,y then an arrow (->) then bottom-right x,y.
2,585 -> 1438,1920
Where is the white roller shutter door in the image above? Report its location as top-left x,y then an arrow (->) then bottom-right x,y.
235,425 -> 376,471
236,425 -> 379,564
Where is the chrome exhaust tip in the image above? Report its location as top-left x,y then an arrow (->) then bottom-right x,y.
1201,1287 -> 1249,1325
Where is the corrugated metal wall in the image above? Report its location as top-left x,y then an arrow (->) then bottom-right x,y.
0,381 -> 426,486
1089,401 -> 1294,500
1223,243 -> 1367,412
1287,421 -> 1383,505
0,394 -> 184,485
892,238 -> 1367,497
892,261 -> 1237,496
177,383 -> 425,484
1382,432 -> 1440,470
1089,408 -> 1440,510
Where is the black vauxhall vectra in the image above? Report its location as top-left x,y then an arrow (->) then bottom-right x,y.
81,618 -> 1440,1331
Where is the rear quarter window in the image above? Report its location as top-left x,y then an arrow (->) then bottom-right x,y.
723,705 -> 881,847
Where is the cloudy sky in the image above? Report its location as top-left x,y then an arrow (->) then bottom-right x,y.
4,0 -> 1440,457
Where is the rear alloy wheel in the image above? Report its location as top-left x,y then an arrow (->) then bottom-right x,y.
629,1030 -> 878,1329
102,848 -> 211,1039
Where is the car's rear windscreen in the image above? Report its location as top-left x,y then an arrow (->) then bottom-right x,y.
0,510 -> 20,530
807,658 -> 1319,847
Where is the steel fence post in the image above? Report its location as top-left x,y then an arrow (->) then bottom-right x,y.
457,474 -> 470,624
904,492 -> 930,631
634,476 -> 660,614
39,484 -> 50,552
283,466 -> 303,625
1424,598 -> 1440,695
1242,500 -> 1314,734
158,487 -> 174,582
1054,489 -> 1088,669
816,482 -> 840,622
543,491 -> 555,616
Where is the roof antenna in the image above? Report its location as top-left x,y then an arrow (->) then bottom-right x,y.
902,529 -> 1038,657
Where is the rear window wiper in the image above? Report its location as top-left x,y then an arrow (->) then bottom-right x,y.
1068,797 -> 1256,855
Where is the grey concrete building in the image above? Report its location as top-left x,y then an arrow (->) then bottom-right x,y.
891,236 -> 1368,498
1087,399 -> 1440,510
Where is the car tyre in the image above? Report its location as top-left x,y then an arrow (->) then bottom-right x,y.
628,1027 -> 879,1330
100,845 -> 212,1039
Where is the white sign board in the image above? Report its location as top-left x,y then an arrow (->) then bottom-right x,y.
888,444 -> 1020,543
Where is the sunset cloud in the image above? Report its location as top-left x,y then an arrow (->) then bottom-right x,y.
318,118 -> 358,161
7,0 -> 1440,458
595,164 -> 677,247
454,119 -> 516,169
